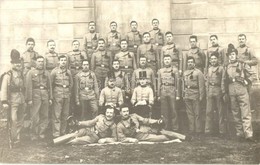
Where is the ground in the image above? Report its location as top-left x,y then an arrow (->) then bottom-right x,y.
0,123 -> 259,164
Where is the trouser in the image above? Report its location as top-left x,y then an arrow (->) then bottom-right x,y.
230,92 -> 253,138
95,67 -> 109,90
80,99 -> 98,121
184,98 -> 203,133
135,132 -> 169,142
10,102 -> 25,141
205,95 -> 225,134
52,97 -> 70,137
30,97 -> 49,138
160,89 -> 178,131
67,128 -> 99,145
133,105 -> 151,118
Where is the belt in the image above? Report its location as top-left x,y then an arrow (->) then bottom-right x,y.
185,85 -> 198,89
209,82 -> 220,87
33,86 -> 47,90
10,87 -> 23,92
96,64 -> 109,68
70,66 -> 81,70
162,82 -> 175,86
155,43 -> 163,46
55,84 -> 69,88
80,87 -> 93,90
129,45 -> 138,48
120,66 -> 133,69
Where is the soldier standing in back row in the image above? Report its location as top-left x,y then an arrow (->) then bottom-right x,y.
26,56 -> 52,141
83,21 -> 100,60
44,39 -> 59,73
106,21 -> 121,59
222,44 -> 256,142
183,56 -> 205,137
126,21 -> 142,55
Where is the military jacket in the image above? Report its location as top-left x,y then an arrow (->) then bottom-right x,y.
106,31 -> 121,49
114,51 -> 137,70
126,31 -> 142,48
206,65 -> 224,97
67,50 -> 88,69
137,43 -> 159,68
104,71 -> 127,89
184,47 -> 206,72
131,86 -> 154,105
21,50 -> 40,69
161,44 -> 183,70
99,86 -> 123,106
237,45 -> 258,67
44,52 -> 59,71
84,32 -> 100,50
149,28 -> 164,46
206,45 -> 226,69
91,50 -> 112,70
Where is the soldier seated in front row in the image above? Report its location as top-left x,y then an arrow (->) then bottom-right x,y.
117,105 -> 192,143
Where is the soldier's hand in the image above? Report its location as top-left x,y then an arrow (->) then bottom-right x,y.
49,100 -> 52,105
176,97 -> 180,100
2,104 -> 9,109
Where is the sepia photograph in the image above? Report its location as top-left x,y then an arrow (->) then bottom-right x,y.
0,0 -> 260,164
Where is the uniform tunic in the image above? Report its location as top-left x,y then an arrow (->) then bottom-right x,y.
184,47 -> 206,72
126,31 -> 142,53
160,44 -> 183,71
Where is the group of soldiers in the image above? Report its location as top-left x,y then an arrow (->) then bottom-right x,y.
1,18 -> 258,147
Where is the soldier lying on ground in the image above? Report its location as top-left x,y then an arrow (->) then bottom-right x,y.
52,105 -> 117,145
117,104 -> 192,143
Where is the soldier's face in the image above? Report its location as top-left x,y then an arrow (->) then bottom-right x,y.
139,79 -> 147,86
105,108 -> 115,121
112,61 -> 120,70
48,41 -> 56,52
210,56 -> 218,66
140,58 -> 147,67
88,23 -> 96,32
120,41 -> 128,51
187,59 -> 195,69
152,20 -> 159,29
26,41 -> 35,51
189,38 -> 197,48
108,79 -> 115,88
143,34 -> 150,43
72,41 -> 80,51
238,36 -> 246,46
229,52 -> 237,62
98,41 -> 105,50
130,22 -> 138,31
12,63 -> 22,70
82,61 -> 89,71
110,23 -> 117,31
210,37 -> 218,46
164,57 -> 171,66
59,57 -> 67,67
166,34 -> 173,43
120,107 -> 130,119
36,58 -> 44,69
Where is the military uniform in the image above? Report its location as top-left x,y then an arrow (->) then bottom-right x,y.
99,86 -> 124,107
158,66 -> 180,131
131,67 -> 156,92
114,51 -> 137,74
1,69 -> 25,142
26,68 -> 52,139
83,32 -> 100,60
67,50 -> 88,77
75,70 -> 99,121
105,71 -> 128,94
160,44 -> 183,71
51,67 -> 73,137
68,114 -> 117,144
21,50 -> 40,77
44,52 -> 59,73
205,65 -> 225,134
206,45 -> 226,69
106,31 -> 121,58
184,47 -> 206,72
126,30 -> 142,54
183,68 -> 205,134
223,61 -> 256,139
237,45 -> 258,67
137,43 -> 160,73
117,113 -> 169,142
91,50 -> 112,90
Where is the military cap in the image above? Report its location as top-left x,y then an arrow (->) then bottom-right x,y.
10,49 -> 21,64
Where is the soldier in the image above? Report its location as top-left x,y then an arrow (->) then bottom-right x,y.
161,31 -> 183,74
183,56 -> 205,137
106,21 -> 121,58
126,21 -> 142,55
117,105 -> 191,143
83,21 -> 100,60
236,34 -> 258,67
149,18 -> 164,54
51,55 -> 73,138
137,32 -> 160,73
91,38 -> 112,90
131,56 -> 156,92
21,37 -> 40,77
183,35 -> 206,73
26,56 -> 53,140
206,35 -> 226,69
44,39 -> 59,73
67,40 -> 88,77
75,59 -> 99,121
205,52 -> 225,137
59,106 -> 117,145
222,44 -> 256,142
157,55 -> 181,131
1,49 -> 25,145
131,71 -> 154,118
99,72 -> 124,113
